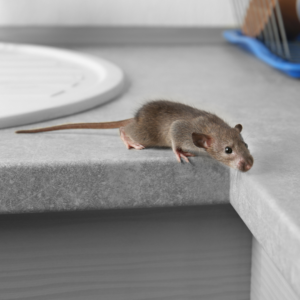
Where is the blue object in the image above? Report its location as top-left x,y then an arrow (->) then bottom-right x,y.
223,29 -> 300,78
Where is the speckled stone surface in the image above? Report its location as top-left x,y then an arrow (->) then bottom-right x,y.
0,156 -> 228,212
1,31 -> 300,296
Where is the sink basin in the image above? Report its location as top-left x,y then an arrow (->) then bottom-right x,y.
0,43 -> 124,129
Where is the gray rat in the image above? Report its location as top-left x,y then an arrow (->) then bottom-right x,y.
16,100 -> 254,172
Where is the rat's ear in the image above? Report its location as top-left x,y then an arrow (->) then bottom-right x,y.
234,124 -> 243,133
192,132 -> 212,149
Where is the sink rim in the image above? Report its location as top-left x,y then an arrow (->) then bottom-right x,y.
0,43 -> 124,129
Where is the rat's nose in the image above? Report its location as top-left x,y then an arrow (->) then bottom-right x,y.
244,163 -> 252,171
238,157 -> 253,172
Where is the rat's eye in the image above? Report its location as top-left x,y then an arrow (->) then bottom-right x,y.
244,143 -> 248,148
225,147 -> 232,154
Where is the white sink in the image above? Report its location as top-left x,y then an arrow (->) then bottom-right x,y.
0,43 -> 124,129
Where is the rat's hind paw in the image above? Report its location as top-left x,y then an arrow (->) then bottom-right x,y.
120,127 -> 145,150
130,143 -> 145,150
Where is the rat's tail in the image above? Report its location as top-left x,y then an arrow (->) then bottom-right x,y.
16,119 -> 133,134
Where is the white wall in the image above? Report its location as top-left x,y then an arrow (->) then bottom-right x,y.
0,0 -> 236,26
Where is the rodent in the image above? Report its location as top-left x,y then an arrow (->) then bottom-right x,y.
16,100 -> 254,172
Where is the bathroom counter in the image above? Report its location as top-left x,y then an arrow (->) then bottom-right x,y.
0,28 -> 300,297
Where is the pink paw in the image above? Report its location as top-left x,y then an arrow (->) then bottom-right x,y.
120,127 -> 145,150
173,149 -> 195,163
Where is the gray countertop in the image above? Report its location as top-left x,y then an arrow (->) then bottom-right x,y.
0,30 -> 300,296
